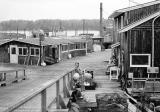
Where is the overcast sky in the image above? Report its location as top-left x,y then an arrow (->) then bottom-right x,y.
0,0 -> 154,21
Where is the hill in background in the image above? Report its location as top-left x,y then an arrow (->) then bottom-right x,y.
0,19 -> 100,31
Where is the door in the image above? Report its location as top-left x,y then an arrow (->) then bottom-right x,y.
10,45 -> 18,63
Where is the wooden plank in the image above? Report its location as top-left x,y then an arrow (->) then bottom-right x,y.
0,68 -> 25,73
41,89 -> 47,112
56,80 -> 60,109
48,109 -> 68,112
63,76 -> 67,98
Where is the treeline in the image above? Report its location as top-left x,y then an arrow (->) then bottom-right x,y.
0,19 -> 101,31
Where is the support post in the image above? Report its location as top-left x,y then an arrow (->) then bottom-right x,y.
67,73 -> 71,90
63,76 -> 67,98
3,73 -> 6,86
152,14 -> 160,67
16,71 -> 18,79
41,89 -> 47,112
15,71 -> 18,82
23,69 -> 26,80
56,80 -> 60,109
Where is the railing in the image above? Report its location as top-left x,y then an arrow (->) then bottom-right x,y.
0,68 -> 26,86
3,69 -> 75,112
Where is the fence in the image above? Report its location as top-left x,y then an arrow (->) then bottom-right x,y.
3,69 -> 75,112
0,68 -> 26,86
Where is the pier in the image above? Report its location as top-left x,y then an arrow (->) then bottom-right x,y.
0,49 -> 118,112
0,49 -> 145,112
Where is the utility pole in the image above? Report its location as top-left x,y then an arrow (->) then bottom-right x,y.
24,29 -> 26,38
75,29 -> 77,36
59,20 -> 62,31
100,2 -> 103,37
17,26 -> 19,39
51,27 -> 53,36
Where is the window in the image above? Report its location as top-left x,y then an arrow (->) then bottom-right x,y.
81,43 -> 86,49
23,48 -> 27,55
11,47 -> 16,54
62,45 -> 68,51
18,47 -> 27,56
35,49 -> 39,55
83,43 -> 86,48
30,47 -> 40,56
19,48 -> 23,55
31,48 -> 34,55
75,43 -> 80,49
70,44 -> 76,50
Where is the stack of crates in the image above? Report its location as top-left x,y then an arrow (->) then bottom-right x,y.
144,81 -> 154,92
95,93 -> 128,112
154,82 -> 160,92
145,81 -> 160,92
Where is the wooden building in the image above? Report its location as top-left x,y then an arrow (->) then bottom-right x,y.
0,37 -> 87,66
109,0 -> 160,87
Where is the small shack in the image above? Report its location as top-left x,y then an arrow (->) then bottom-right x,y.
0,37 -> 87,66
92,37 -> 104,52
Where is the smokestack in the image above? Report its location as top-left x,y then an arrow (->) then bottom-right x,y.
100,2 -> 103,37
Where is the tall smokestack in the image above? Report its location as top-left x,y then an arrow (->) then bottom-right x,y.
100,2 -> 103,37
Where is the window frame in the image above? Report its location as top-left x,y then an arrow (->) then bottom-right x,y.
18,47 -> 28,56
30,47 -> 40,56
61,44 -> 68,52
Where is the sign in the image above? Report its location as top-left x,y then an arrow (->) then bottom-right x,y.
147,67 -> 159,73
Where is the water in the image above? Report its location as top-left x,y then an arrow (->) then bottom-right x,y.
0,30 -> 99,38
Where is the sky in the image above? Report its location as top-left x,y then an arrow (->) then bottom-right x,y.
0,0 -> 154,21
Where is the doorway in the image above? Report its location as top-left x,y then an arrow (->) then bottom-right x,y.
10,45 -> 18,63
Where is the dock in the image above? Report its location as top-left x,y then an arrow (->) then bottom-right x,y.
0,49 -> 140,112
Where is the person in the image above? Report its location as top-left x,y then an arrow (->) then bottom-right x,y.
75,62 -> 81,74
74,62 -> 85,91
67,98 -> 80,112
72,72 -> 81,89
71,87 -> 82,102
67,87 -> 82,112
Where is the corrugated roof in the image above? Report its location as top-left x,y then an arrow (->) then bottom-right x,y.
119,11 -> 160,33
109,0 -> 160,18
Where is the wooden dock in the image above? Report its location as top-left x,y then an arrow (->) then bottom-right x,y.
49,63 -> 139,112
0,50 -> 146,112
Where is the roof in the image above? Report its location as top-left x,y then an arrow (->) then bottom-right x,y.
0,39 -> 12,46
68,38 -> 87,43
0,37 -> 86,46
17,38 -> 74,46
119,11 -> 160,33
109,0 -> 160,18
